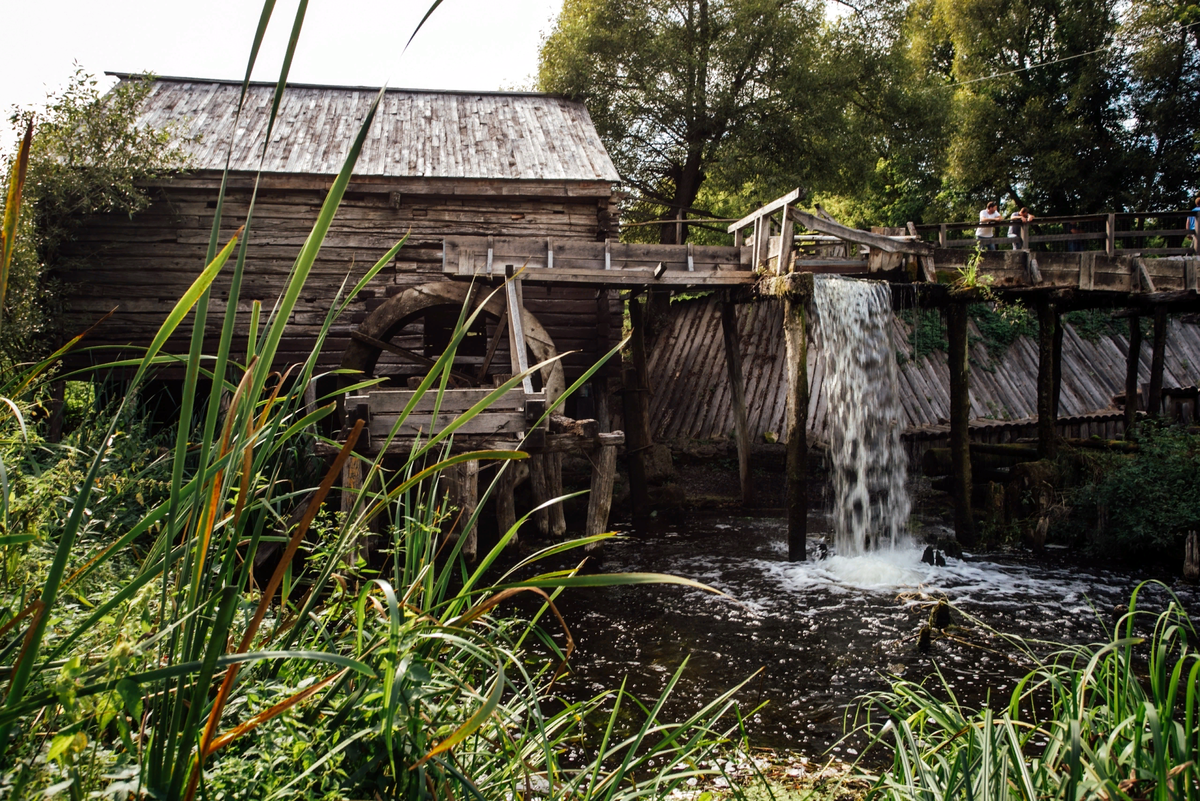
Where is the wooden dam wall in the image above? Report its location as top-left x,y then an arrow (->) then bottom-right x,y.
646,295 -> 1200,445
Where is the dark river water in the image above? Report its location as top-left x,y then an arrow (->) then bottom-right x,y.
550,511 -> 1200,759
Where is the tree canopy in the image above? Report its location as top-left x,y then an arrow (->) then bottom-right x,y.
539,0 -> 1200,233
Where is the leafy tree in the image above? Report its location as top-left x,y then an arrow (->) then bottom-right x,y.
1123,0 -> 1200,208
907,0 -> 1128,215
539,0 -> 836,244
1,69 -> 189,361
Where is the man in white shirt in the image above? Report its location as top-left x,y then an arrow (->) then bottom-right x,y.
976,201 -> 1003,250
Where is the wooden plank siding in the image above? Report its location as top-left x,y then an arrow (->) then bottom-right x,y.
647,297 -> 1200,445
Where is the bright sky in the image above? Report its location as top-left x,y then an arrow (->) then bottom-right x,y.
3,0 -> 562,122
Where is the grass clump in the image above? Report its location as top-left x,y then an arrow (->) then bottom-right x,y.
858,586 -> 1200,800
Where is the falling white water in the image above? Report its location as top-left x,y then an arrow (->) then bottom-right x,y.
811,275 -> 911,555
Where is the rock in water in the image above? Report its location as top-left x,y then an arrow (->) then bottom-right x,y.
934,550 -> 946,567
917,626 -> 932,652
921,545 -> 936,565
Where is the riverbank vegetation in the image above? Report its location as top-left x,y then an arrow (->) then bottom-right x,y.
859,586 -> 1200,800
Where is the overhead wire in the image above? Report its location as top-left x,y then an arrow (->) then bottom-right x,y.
945,19 -> 1200,88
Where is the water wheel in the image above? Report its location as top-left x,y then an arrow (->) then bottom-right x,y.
339,281 -> 565,405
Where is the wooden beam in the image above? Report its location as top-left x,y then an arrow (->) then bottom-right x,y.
789,209 -> 934,256
1125,314 -> 1142,438
947,304 -> 976,547
783,297 -> 809,561
726,187 -> 803,234
1149,305 -> 1167,416
476,304 -> 507,383
720,296 -> 753,505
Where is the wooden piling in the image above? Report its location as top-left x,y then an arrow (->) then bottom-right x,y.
1037,297 -> 1058,460
548,453 -> 567,537
530,454 -> 551,536
782,297 -> 809,561
1125,314 -> 1142,437
623,294 -> 652,520
496,465 -> 518,547
947,303 -> 976,547
720,294 -> 753,505
1052,308 -> 1064,421
1149,305 -> 1167,417
585,443 -> 618,543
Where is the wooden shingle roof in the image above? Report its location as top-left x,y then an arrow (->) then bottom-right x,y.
116,75 -> 620,182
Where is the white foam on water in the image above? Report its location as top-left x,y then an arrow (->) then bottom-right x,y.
811,276 -> 911,555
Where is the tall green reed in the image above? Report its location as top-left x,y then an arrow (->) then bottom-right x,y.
0,1 -> 750,797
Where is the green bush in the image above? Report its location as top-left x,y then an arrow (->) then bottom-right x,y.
1064,422 -> 1200,558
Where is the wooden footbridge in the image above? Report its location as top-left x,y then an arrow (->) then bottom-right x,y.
345,187 -> 1200,558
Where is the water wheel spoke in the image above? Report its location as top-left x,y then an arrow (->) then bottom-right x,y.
350,329 -> 477,386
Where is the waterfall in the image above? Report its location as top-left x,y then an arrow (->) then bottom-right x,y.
811,275 -> 911,555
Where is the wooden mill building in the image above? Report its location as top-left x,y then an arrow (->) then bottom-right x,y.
58,75 -> 622,411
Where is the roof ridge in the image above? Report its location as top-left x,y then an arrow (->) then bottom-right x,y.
106,72 -> 566,101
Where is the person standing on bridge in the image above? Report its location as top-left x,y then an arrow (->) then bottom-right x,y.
976,201 -> 1004,250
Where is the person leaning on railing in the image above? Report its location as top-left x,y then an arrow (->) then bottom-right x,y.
1008,207 -> 1034,249
976,201 -> 1003,251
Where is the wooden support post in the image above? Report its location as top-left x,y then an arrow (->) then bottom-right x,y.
1036,297 -> 1058,460
585,443 -> 618,545
1149,305 -> 1167,417
1106,213 -> 1116,257
777,205 -> 794,274
548,453 -> 567,537
47,380 -> 65,443
459,460 -> 478,559
530,454 -> 551,536
720,295 -> 753,506
1185,531 -> 1200,583
496,465 -> 518,548
782,297 -> 809,561
1125,314 -> 1142,437
340,455 -> 364,566
623,295 -> 652,521
1052,308 -> 1064,421
947,304 -> 976,547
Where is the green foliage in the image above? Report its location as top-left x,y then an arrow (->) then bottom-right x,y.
1062,308 -> 1126,343
899,308 -> 948,361
861,589 -> 1200,801
1,69 -> 189,361
539,0 -> 842,243
1063,422 -> 1200,556
968,302 -> 1037,363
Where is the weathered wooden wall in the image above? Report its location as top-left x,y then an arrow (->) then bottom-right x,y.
57,173 -> 620,378
647,295 -> 1200,443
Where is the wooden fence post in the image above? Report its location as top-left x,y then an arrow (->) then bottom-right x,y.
720,295 -> 753,506
783,296 -> 809,561
1106,213 -> 1116,257
947,303 -> 976,547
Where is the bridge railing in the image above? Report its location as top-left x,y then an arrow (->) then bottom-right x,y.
912,211 -> 1199,257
